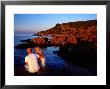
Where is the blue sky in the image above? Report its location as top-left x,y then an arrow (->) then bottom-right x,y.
14,14 -> 97,34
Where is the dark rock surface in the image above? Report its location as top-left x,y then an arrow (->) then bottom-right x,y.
57,42 -> 97,75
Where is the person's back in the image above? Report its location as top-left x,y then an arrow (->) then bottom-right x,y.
25,48 -> 40,73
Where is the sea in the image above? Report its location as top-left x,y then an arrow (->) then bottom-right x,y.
14,33 -> 95,76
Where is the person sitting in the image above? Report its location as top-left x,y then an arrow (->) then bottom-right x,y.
35,47 -> 45,68
24,48 -> 40,73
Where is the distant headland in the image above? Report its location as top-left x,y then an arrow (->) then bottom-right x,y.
15,19 -> 97,48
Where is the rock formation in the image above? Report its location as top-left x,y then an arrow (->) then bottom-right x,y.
15,20 -> 97,48
36,20 -> 97,46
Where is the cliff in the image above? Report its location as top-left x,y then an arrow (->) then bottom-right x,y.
36,20 -> 97,46
15,20 -> 97,48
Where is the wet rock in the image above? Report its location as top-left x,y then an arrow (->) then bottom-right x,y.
19,39 -> 31,42
58,43 -> 97,74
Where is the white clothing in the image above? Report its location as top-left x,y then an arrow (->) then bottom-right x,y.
25,53 -> 40,73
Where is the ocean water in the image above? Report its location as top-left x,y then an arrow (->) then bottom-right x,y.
14,33 -> 38,46
14,33 -> 95,76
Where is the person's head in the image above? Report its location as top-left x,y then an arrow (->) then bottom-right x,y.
34,47 -> 40,54
27,48 -> 32,54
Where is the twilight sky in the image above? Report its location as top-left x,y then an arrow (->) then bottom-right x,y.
14,14 -> 97,34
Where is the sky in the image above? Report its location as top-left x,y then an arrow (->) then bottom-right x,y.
14,14 -> 97,34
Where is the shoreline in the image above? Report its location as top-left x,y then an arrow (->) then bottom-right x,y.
14,19 -> 97,76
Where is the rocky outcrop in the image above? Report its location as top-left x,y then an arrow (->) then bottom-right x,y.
58,42 -> 97,74
36,20 -> 97,47
20,39 -> 31,42
15,20 -> 97,48
30,37 -> 45,45
15,37 -> 49,49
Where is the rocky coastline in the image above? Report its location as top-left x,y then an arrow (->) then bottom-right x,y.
15,20 -> 97,48
15,20 -> 97,73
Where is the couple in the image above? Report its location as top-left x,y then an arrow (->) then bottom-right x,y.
24,47 -> 45,73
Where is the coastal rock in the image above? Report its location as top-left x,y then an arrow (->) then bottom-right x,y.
50,36 -> 67,46
15,37 -> 47,48
15,20 -> 97,48
20,39 -> 31,42
36,20 -> 97,46
58,43 -> 97,74
31,37 -> 45,45
67,36 -> 77,45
